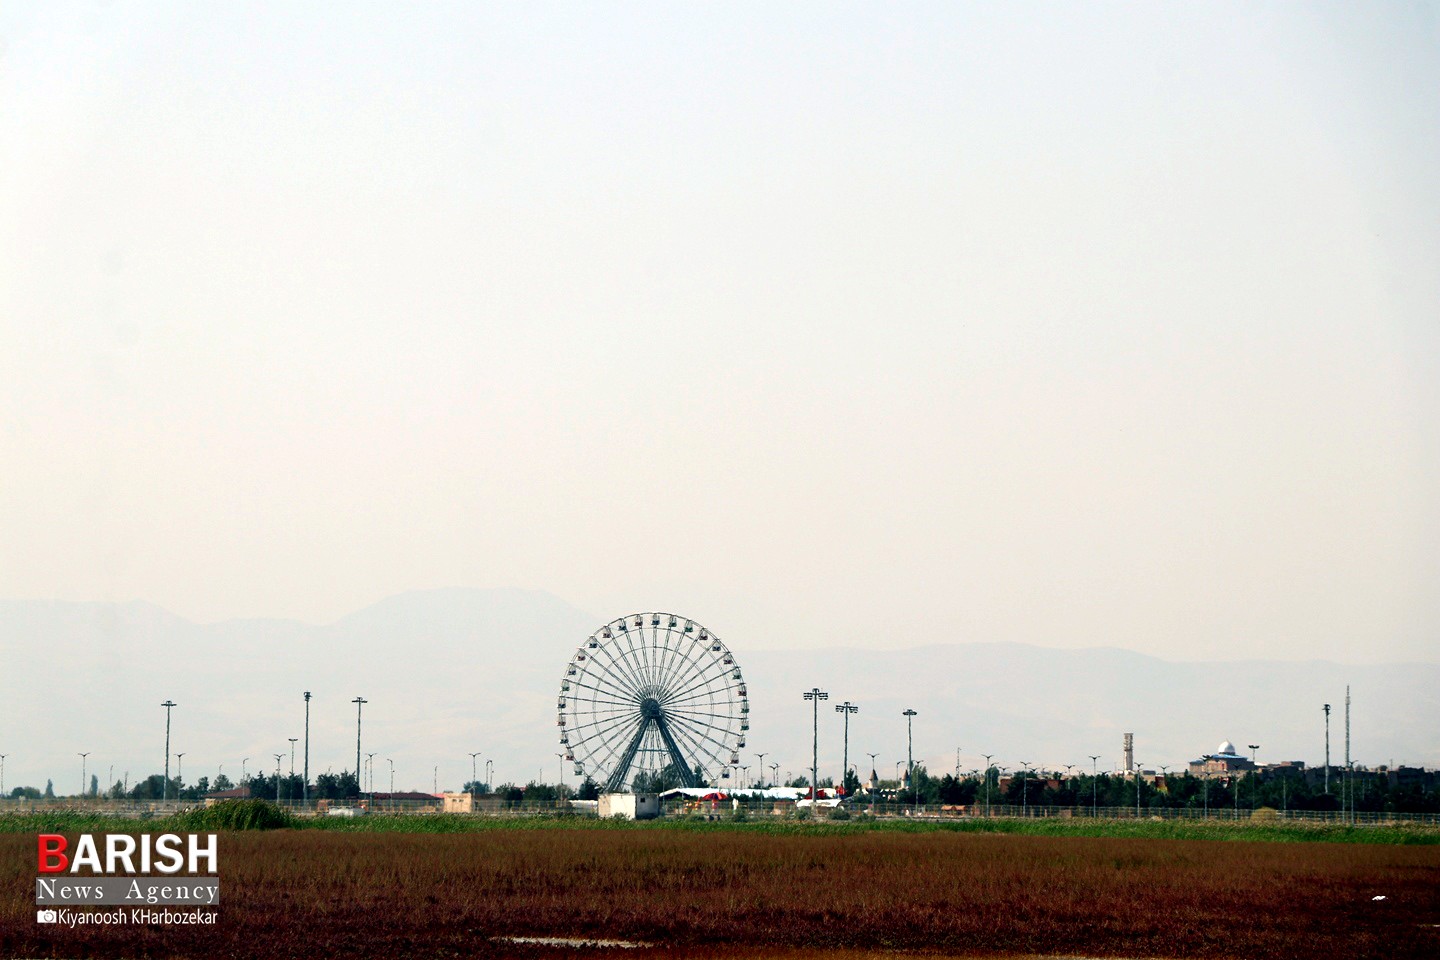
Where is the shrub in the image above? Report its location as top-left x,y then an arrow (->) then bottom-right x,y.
174,799 -> 293,831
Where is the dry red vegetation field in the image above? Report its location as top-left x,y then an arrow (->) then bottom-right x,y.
3,828 -> 1438,959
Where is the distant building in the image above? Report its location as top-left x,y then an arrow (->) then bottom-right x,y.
442,792 -> 474,813
203,786 -> 252,806
599,793 -> 659,820
1188,740 -> 1255,779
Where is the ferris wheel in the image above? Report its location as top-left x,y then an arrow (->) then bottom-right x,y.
558,613 -> 749,793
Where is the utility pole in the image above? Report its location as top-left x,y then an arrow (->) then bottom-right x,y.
303,691 -> 312,806
352,697 -> 367,800
161,700 -> 177,802
903,708 -> 918,811
803,688 -> 828,807
834,702 -> 858,794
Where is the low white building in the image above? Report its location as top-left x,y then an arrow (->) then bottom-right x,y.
598,793 -> 659,820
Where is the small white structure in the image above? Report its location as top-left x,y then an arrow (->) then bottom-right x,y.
599,793 -> 659,820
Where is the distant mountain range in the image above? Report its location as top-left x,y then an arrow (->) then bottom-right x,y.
2,588 -> 1435,793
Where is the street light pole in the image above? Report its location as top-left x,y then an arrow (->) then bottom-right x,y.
387,758 -> 395,794
303,691 -> 312,806
755,754 -> 767,788
274,755 -> 283,803
161,700 -> 177,801
351,697 -> 367,801
79,753 -> 89,798
1020,761 -> 1032,817
288,739 -> 298,778
802,688 -> 828,807
176,753 -> 185,789
982,754 -> 995,818
1089,755 -> 1100,817
470,752 -> 482,794
903,708 -> 917,811
835,702 -> 858,794
1248,745 -> 1260,809
366,753 -> 377,793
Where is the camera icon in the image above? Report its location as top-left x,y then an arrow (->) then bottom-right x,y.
36,909 -> 58,924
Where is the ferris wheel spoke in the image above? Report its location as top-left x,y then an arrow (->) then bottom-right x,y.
585,648 -> 648,701
661,675 -> 740,707
664,707 -> 738,746
567,704 -> 644,721
613,623 -> 657,696
664,630 -> 712,688
654,625 -> 694,700
663,715 -> 731,777
571,714 -> 643,765
567,678 -> 642,709
660,664 -> 736,707
567,711 -> 642,742
664,715 -> 738,753
664,713 -> 721,766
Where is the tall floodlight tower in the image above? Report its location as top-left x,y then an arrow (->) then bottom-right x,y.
903,708 -> 918,809
1336,682 -> 1347,829
303,691 -> 312,806
161,700 -> 177,801
1123,733 -> 1134,775
352,697 -> 368,800
803,688 -> 828,803
1323,703 -> 1330,795
835,702 -> 858,793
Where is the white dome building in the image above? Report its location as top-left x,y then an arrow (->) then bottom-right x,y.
1188,739 -> 1255,778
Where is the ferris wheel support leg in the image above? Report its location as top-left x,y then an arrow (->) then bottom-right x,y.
606,718 -> 652,793
655,716 -> 700,788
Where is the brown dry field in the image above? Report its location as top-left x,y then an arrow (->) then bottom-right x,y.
2,829 -> 1438,959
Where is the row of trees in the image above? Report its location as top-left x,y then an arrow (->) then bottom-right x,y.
854,766 -> 1440,814
10,766 -> 1436,813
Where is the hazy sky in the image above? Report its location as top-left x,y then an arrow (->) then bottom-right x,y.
3,2 -> 1438,664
